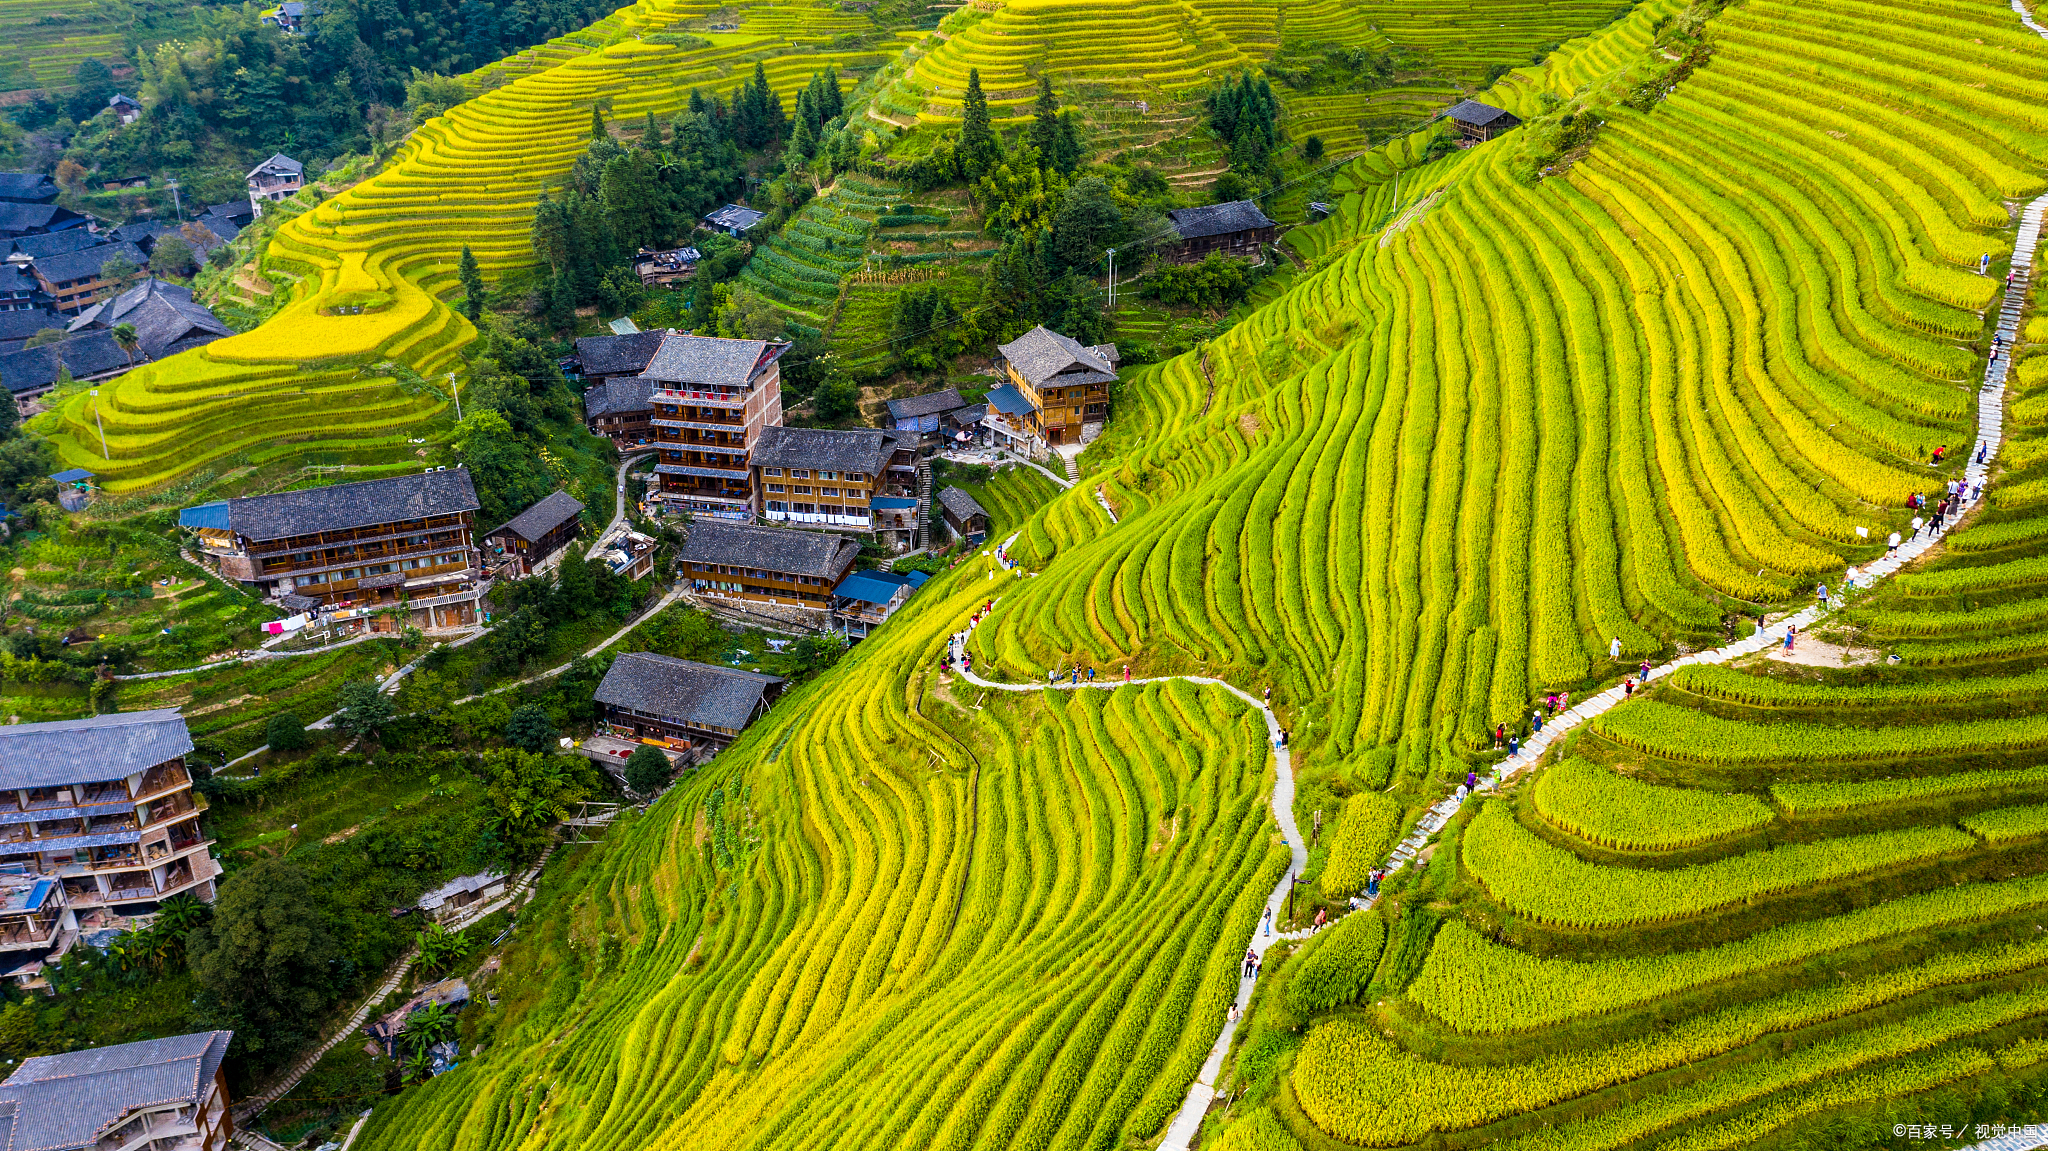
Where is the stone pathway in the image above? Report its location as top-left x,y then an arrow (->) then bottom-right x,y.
587,451 -> 654,561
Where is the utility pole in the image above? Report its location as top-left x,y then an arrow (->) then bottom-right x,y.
90,390 -> 108,459
165,177 -> 183,222
1104,247 -> 1117,309
448,372 -> 462,421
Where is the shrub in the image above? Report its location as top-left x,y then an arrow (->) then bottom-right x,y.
625,745 -> 672,795
265,712 -> 309,752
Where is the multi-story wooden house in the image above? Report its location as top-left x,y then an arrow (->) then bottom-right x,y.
750,425 -> 910,538
0,1030 -> 235,1150
482,489 -> 586,578
179,469 -> 485,631
679,521 -> 860,612
594,651 -> 784,756
1162,200 -> 1276,263
992,325 -> 1119,447
245,153 -> 304,217
643,333 -> 787,521
32,241 -> 149,316
0,710 -> 220,985
885,387 -> 965,455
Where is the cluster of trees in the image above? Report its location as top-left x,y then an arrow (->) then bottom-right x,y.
1149,251 -> 1266,310
1207,71 -> 1283,200
4,0 -> 605,206
898,73 -> 1081,193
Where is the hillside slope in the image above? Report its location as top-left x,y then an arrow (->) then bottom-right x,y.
342,0 -> 2048,1148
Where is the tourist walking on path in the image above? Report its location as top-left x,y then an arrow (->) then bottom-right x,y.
1243,948 -> 1257,978
1623,678 -> 1636,701
1493,723 -> 1505,750
1123,666 -> 1131,683
1531,709 -> 1543,734
1262,907 -> 1273,938
1609,636 -> 1622,660
1888,530 -> 1902,558
1785,624 -> 1797,653
1508,733 -> 1520,757
1312,907 -> 1328,933
1816,582 -> 1829,610
1640,657 -> 1653,682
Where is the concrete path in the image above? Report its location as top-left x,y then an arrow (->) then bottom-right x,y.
446,582 -> 684,706
588,451 -> 654,561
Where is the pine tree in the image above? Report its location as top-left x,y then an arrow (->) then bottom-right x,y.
1029,76 -> 1060,168
642,110 -> 663,147
791,114 -> 817,162
457,245 -> 485,323
1053,108 -> 1083,174
547,268 -> 575,330
590,105 -> 607,143
960,68 -> 999,178
821,65 -> 843,121
689,88 -> 708,118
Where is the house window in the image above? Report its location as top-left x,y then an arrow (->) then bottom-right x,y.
767,484 -> 785,493
790,470 -> 809,479
847,472 -> 865,482
793,486 -> 811,495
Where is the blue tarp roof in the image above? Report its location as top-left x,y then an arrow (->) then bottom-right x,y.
23,880 -> 50,912
48,469 -> 93,484
177,501 -> 231,529
986,383 -> 1035,418
869,497 -> 918,510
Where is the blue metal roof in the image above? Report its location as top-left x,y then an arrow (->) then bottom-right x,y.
23,880 -> 50,912
905,570 -> 930,588
986,383 -> 1035,418
869,497 -> 918,510
834,572 -> 906,605
48,468 -> 93,484
177,501 -> 231,529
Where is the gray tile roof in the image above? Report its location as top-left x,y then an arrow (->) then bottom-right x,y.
0,204 -> 81,236
886,388 -> 965,421
487,489 -> 585,544
66,280 -> 230,360
750,426 -> 896,475
0,710 -> 192,791
32,242 -> 146,288
0,174 -> 56,204
0,266 -> 35,295
1164,200 -> 1276,241
680,521 -> 860,578
204,469 -> 481,542
995,326 -> 1117,387
641,332 -> 783,388
247,153 -> 304,180
936,486 -> 987,522
0,331 -> 130,394
1,1030 -> 230,1151
704,204 -> 766,232
8,231 -> 100,260
0,309 -> 59,348
583,377 -> 656,420
1447,99 -> 1518,128
574,330 -> 668,378
204,201 -> 253,226
595,651 -> 782,731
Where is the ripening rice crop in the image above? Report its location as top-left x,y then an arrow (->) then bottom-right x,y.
1532,758 -> 1774,851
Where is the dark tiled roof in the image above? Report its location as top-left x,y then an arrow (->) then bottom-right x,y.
583,377 -> 656,420
192,214 -> 239,244
204,200 -> 254,225
704,204 -> 766,231
944,403 -> 987,424
1164,200 -> 1276,241
0,710 -> 192,790
574,330 -> 668,377
0,309 -> 60,348
204,469 -> 481,542
995,325 -> 1117,387
680,521 -> 860,578
886,388 -> 965,421
1447,99 -> 1518,128
107,221 -> 165,246
1,1030 -> 230,1151
937,486 -> 987,521
0,331 -> 130,393
0,266 -> 35,294
248,153 -> 304,179
641,332 -> 783,387
750,426 -> 896,474
8,230 -> 101,260
0,174 -> 56,204
594,651 -> 782,730
33,242 -> 146,287
66,279 -> 229,360
487,489 -> 585,544
0,203 -> 82,237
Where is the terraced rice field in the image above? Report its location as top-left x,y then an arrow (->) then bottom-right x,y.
0,0 -> 122,93
739,177 -> 900,324
241,0 -> 2048,1145
43,0 -> 888,490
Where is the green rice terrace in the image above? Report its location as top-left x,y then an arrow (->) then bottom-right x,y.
265,0 -> 2048,1147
